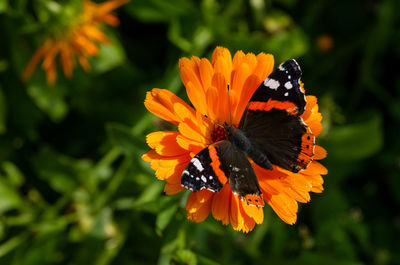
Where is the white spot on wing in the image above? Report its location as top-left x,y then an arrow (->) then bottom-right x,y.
264,78 -> 280,90
284,81 -> 293,89
279,65 -> 285,71
192,158 -> 204,171
201,175 -> 207,183
232,167 -> 240,172
284,92 -> 289,96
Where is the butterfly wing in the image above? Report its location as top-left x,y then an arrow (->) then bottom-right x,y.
248,59 -> 306,116
241,59 -> 315,173
181,144 -> 225,193
181,140 -> 264,207
212,140 -> 264,207
243,109 -> 314,173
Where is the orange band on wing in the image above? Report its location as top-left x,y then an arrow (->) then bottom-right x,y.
297,128 -> 315,170
248,99 -> 298,115
243,194 -> 264,207
209,145 -> 228,185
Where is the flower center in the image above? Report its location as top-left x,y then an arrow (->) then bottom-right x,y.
211,125 -> 227,143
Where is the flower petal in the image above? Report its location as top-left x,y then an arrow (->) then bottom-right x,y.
253,53 -> 275,81
164,182 -> 185,195
267,193 -> 298,225
144,88 -> 193,125
146,131 -> 187,156
241,200 -> 264,224
211,184 -> 231,225
314,145 -> 327,160
186,192 -> 212,222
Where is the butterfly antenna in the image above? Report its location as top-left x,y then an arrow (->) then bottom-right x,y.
227,84 -> 232,126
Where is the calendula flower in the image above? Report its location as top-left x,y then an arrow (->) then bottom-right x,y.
143,47 -> 327,232
22,0 -> 128,85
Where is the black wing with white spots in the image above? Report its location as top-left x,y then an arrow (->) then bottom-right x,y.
181,146 -> 223,192
250,59 -> 306,116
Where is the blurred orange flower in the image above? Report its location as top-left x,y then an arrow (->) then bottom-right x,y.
143,47 -> 327,232
22,0 -> 128,85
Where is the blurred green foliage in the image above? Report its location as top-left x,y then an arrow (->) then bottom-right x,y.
0,0 -> 399,264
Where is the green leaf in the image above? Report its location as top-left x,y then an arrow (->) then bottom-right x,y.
126,0 -> 193,22
32,147 -> 91,193
197,255 -> 221,265
2,161 -> 24,187
176,249 -> 197,265
106,123 -> 147,156
92,33 -> 126,74
0,86 -> 6,134
27,83 -> 68,122
0,177 -> 22,214
0,0 -> 8,14
323,112 -> 383,160
156,203 -> 179,236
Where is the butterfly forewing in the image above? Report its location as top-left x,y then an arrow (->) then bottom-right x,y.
241,59 -> 315,173
248,59 -> 306,116
243,109 -> 314,172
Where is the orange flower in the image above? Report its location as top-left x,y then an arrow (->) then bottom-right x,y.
22,0 -> 128,85
143,47 -> 327,232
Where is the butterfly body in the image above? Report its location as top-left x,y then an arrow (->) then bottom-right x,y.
181,59 -> 315,207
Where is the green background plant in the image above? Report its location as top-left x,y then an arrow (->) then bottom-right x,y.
0,0 -> 399,264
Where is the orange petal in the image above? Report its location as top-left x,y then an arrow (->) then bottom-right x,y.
301,161 -> 328,176
314,145 -> 327,160
195,189 -> 214,203
253,53 -> 274,81
230,191 -> 255,232
241,200 -> 264,224
212,48 -> 233,86
199,58 -> 213,91
267,193 -> 298,225
302,96 -> 317,121
146,131 -> 187,156
176,134 -> 205,155
206,86 -> 218,120
173,102 -> 196,123
232,74 -> 261,125
211,184 -> 231,225
179,58 -> 207,114
144,88 -> 193,125
306,113 -> 323,137
142,150 -> 190,180
232,50 -> 245,69
22,45 -> 47,81
164,182 -> 185,195
178,122 -> 207,144
211,73 -> 229,123
231,63 -> 251,120
186,192 -> 212,222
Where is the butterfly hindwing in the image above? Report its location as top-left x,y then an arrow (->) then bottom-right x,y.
181,144 -> 224,193
181,140 -> 264,207
214,140 -> 264,207
248,59 -> 306,116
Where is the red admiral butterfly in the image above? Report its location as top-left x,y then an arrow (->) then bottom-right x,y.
181,59 -> 315,207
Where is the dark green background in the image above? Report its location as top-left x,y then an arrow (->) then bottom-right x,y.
0,0 -> 399,264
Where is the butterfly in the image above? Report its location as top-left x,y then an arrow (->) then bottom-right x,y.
181,59 -> 315,207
